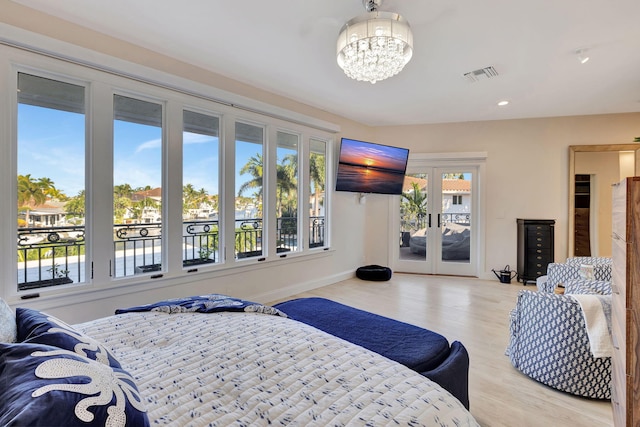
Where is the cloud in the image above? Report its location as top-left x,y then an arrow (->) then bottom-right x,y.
184,133 -> 216,145
135,138 -> 162,153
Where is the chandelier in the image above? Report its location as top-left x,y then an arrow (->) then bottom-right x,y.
336,0 -> 413,84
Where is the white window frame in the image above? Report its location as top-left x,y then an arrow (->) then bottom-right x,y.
0,41 -> 336,304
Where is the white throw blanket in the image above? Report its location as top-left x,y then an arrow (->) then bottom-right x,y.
569,294 -> 612,358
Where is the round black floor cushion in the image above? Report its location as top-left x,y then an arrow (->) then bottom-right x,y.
356,265 -> 392,281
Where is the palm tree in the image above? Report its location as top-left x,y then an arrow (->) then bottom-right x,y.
36,177 -> 66,200
238,154 -> 263,216
401,182 -> 428,232
113,195 -> 132,223
276,154 -> 297,217
208,194 -> 219,213
309,153 -> 325,217
182,184 -> 198,218
113,183 -> 134,223
195,187 -> 210,212
443,173 -> 464,180
64,190 -> 85,222
114,183 -> 133,199
132,197 -> 159,221
183,184 -> 211,218
18,174 -> 48,225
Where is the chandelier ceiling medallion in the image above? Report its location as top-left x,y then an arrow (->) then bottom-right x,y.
336,0 -> 413,84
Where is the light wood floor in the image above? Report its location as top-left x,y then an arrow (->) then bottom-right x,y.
269,274 -> 613,427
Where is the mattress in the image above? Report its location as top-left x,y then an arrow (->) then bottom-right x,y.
75,310 -> 478,426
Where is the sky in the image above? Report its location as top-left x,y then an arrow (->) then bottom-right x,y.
17,104 -> 268,199
339,138 -> 408,171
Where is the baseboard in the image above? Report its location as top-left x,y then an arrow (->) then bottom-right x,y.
256,270 -> 355,304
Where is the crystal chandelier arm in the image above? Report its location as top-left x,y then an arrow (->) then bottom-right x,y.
336,2 -> 413,84
364,0 -> 382,13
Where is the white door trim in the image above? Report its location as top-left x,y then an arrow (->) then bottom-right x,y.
390,152 -> 487,277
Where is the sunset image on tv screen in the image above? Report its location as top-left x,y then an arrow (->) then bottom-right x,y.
335,138 -> 409,194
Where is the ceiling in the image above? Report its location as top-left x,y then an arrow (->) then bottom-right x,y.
13,0 -> 640,126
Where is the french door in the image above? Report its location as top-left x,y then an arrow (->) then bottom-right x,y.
392,163 -> 481,276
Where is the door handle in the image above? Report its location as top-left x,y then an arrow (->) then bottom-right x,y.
438,214 -> 441,228
428,214 -> 431,228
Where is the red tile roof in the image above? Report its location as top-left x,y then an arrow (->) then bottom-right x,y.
402,176 -> 427,192
443,179 -> 471,192
131,188 -> 162,201
402,177 -> 470,193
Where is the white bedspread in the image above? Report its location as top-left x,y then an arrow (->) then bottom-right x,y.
76,311 -> 477,426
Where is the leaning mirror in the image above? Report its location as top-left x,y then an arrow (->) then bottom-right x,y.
568,144 -> 640,257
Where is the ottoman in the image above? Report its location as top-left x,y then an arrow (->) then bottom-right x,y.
274,297 -> 470,409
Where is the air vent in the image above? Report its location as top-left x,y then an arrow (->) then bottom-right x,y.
463,66 -> 499,82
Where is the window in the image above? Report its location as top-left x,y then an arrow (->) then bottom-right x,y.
276,131 -> 299,254
452,195 -> 462,205
7,51 -> 334,296
16,72 -> 86,290
235,122 -> 264,259
182,110 -> 220,267
112,94 -> 163,277
309,138 -> 327,248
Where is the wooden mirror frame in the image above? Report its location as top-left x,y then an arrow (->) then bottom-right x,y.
568,144 -> 640,257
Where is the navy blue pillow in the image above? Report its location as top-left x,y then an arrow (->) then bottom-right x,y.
0,342 -> 149,426
16,308 -> 121,368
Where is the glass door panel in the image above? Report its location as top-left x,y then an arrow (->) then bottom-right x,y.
436,171 -> 473,275
399,173 -> 428,263
394,166 -> 477,277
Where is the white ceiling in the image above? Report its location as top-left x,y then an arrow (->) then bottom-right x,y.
14,0 -> 640,126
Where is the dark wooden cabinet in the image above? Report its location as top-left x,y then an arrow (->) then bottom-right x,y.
516,219 -> 555,285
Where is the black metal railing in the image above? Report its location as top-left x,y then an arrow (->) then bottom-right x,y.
276,217 -> 297,253
441,212 -> 470,226
310,216 -> 325,248
113,223 -> 163,277
235,219 -> 263,258
17,216 -> 326,288
183,219 -> 218,266
17,225 -> 85,290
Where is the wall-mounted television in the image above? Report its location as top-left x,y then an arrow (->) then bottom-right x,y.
335,137 -> 409,195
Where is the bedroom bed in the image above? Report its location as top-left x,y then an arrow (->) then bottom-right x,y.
0,294 -> 478,426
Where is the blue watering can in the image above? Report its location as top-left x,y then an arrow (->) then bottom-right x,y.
492,265 -> 517,283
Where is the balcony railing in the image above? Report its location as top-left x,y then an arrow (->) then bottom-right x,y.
17,216 -> 325,289
442,212 -> 470,226
17,225 -> 85,290
401,212 -> 470,233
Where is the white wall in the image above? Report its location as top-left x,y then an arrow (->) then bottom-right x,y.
1,5 -> 639,321
0,11 -> 375,323
369,115 -> 640,279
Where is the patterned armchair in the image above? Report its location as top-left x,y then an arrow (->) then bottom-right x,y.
537,259 -> 612,293
565,256 -> 612,266
563,278 -> 612,295
507,290 -> 611,399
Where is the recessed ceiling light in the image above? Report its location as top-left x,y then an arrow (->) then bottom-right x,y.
497,100 -> 509,106
575,48 -> 590,64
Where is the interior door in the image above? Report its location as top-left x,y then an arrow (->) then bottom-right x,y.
394,166 -> 478,276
